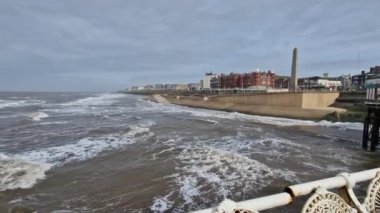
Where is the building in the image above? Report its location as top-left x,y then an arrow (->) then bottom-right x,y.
175,84 -> 188,91
251,71 -> 275,88
144,85 -> 154,90
202,72 -> 217,89
352,71 -> 366,90
154,84 -> 164,90
275,76 -> 290,89
351,67 -> 380,90
298,76 -> 342,91
370,66 -> 380,74
130,86 -> 139,91
218,71 -> 276,89
187,83 -> 200,91
220,73 -> 241,88
164,84 -> 176,90
340,74 -> 352,91
210,77 -> 220,89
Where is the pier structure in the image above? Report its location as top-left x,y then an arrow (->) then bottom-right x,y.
191,168 -> 380,213
362,73 -> 380,151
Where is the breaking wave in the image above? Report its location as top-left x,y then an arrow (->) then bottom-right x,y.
42,93 -> 127,115
60,93 -> 125,107
0,121 -> 154,192
0,154 -> 52,191
177,147 -> 273,207
29,112 -> 49,121
0,99 -> 45,109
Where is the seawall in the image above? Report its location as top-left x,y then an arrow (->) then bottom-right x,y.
155,92 -> 346,120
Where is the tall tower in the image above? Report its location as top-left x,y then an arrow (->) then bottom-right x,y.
290,47 -> 298,92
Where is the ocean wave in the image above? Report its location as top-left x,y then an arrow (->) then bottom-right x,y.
140,100 -> 362,130
29,112 -> 49,121
17,125 -> 152,166
0,121 -> 154,192
0,154 -> 52,191
177,147 -> 273,206
39,121 -> 69,125
0,99 -> 45,109
60,93 -> 125,107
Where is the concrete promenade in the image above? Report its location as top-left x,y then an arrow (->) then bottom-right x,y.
152,94 -> 170,104
151,92 -> 346,120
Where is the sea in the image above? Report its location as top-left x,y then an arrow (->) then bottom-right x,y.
0,92 -> 379,213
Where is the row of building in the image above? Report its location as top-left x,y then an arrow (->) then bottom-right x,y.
202,71 -> 344,91
129,83 -> 199,91
127,66 -> 380,92
351,66 -> 380,89
202,71 -> 276,89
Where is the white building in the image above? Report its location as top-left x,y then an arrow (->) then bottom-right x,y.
202,72 -> 217,89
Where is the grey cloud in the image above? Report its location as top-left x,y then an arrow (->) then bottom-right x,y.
0,0 -> 379,91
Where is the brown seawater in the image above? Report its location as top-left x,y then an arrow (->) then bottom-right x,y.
0,92 -> 379,212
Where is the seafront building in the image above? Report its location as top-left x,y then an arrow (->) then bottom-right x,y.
298,76 -> 342,91
275,76 -> 290,89
201,72 -> 217,89
210,71 -> 276,89
352,71 -> 366,90
351,66 -> 380,90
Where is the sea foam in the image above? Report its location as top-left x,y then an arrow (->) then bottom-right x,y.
29,112 -> 49,121
0,99 -> 45,109
60,93 -> 125,107
0,121 -> 154,192
0,154 -> 52,191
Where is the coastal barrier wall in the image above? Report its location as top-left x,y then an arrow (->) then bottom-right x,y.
209,92 -> 340,109
301,92 -> 340,108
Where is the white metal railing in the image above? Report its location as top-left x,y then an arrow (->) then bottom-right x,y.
191,168 -> 380,213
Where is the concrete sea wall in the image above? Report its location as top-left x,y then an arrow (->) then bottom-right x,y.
209,92 -> 340,109
160,92 -> 344,120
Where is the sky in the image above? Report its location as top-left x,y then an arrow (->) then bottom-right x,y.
0,0 -> 379,92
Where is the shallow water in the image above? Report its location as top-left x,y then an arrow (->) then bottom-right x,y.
0,92 -> 378,212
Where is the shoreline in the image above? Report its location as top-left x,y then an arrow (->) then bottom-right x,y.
148,94 -> 364,122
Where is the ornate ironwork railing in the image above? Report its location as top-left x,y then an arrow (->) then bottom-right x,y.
191,168 -> 380,213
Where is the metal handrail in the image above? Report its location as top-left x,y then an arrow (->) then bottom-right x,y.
191,168 -> 380,213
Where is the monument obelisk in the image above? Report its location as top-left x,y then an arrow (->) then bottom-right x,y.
290,47 -> 298,92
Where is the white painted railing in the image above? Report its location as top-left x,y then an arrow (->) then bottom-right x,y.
191,168 -> 380,213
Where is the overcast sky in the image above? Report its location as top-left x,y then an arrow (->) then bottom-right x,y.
0,0 -> 379,91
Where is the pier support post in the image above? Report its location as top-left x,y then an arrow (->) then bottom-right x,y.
362,108 -> 380,152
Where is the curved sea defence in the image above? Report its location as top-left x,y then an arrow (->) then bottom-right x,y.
151,93 -> 347,120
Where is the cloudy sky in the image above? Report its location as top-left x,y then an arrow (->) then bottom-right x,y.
0,0 -> 379,91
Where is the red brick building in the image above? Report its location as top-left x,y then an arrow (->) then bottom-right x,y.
217,71 -> 275,89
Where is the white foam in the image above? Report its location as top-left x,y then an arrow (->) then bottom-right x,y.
39,121 -> 68,125
0,99 -> 45,109
60,93 -> 125,107
16,125 -> 152,166
179,175 -> 201,205
0,121 -> 154,191
177,147 -> 273,203
150,191 -> 174,212
29,112 -> 49,121
42,93 -> 127,115
0,153 -> 52,191
140,100 -> 362,130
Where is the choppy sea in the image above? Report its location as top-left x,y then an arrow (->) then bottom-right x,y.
0,92 -> 379,212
